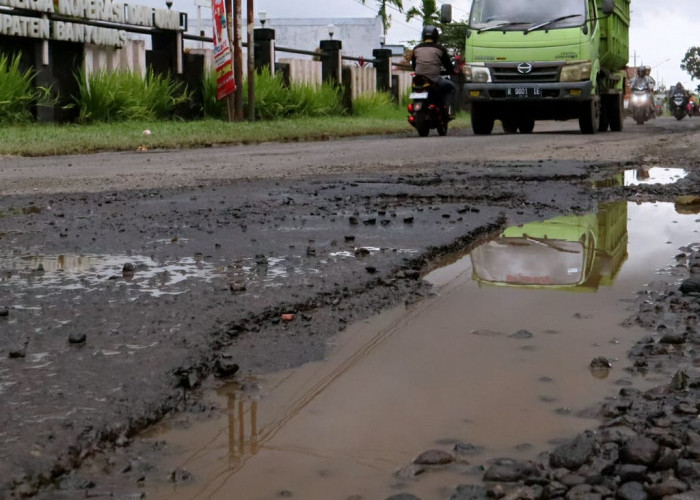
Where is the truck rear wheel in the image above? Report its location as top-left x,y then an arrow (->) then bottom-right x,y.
598,105 -> 609,132
608,94 -> 624,132
471,103 -> 494,135
579,97 -> 600,134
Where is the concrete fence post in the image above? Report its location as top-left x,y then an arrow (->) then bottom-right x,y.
320,39 -> 342,86
372,48 -> 392,92
254,28 -> 275,75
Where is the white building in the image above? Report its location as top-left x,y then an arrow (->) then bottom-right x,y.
184,16 -> 393,61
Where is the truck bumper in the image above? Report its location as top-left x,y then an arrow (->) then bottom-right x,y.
464,81 -> 594,121
464,81 -> 594,101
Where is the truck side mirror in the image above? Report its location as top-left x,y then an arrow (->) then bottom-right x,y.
441,4 -> 452,24
601,0 -> 615,15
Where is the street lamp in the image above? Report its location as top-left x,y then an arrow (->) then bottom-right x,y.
651,58 -> 671,70
259,11 -> 267,27
327,24 -> 335,40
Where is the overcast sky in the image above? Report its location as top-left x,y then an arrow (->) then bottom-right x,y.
169,0 -> 697,89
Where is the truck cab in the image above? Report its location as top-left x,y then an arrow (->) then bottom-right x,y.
445,0 -> 630,135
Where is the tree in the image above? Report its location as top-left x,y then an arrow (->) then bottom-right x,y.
360,0 -> 404,34
681,46 -> 700,91
440,22 -> 469,55
405,0 -> 439,26
402,0 -> 467,54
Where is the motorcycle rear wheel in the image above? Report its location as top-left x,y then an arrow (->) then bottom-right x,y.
415,115 -> 430,136
437,121 -> 448,136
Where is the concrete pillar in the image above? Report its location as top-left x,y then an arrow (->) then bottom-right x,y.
320,39 -> 342,86
34,40 -> 82,123
253,27 -> 275,74
372,48 -> 392,92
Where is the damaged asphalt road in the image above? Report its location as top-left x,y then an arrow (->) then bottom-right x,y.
0,118 -> 699,498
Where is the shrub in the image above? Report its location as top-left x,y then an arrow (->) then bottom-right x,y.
0,53 -> 36,124
203,69 -> 346,120
75,69 -> 190,123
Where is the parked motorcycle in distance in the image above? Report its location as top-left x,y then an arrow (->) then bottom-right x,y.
407,74 -> 451,137
670,90 -> 689,121
628,84 -> 655,125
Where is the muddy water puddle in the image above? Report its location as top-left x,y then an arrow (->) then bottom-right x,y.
592,166 -> 688,188
0,248 -> 417,301
140,202 -> 696,500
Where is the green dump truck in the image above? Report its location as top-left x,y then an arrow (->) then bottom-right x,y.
443,0 -> 630,135
470,201 -> 628,292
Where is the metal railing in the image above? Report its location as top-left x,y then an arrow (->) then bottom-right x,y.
183,34 -> 410,70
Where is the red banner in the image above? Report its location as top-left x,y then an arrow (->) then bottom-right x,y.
211,0 -> 235,100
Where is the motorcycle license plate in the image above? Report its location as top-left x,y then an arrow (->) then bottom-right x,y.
507,87 -> 542,98
409,92 -> 429,99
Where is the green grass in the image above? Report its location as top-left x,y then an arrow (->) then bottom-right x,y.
351,91 -> 407,120
0,114 -> 471,156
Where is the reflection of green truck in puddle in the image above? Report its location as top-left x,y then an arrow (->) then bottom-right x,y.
470,202 -> 628,291
443,0 -> 630,135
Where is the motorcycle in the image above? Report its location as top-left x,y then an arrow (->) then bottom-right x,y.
670,91 -> 688,121
628,85 -> 655,125
407,74 -> 451,137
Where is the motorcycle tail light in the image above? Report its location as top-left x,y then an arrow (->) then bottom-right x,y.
408,116 -> 415,123
407,104 -> 413,113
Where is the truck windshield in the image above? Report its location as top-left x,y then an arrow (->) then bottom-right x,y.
470,237 -> 586,286
469,0 -> 586,31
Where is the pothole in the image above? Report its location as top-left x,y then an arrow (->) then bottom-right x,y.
133,201 -> 698,500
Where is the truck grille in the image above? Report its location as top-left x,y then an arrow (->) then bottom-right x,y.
489,63 -> 562,83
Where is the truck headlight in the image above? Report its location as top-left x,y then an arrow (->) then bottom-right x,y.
560,61 -> 592,82
464,64 -> 491,83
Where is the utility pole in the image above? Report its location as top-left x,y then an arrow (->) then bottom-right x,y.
233,0 -> 244,121
247,0 -> 255,121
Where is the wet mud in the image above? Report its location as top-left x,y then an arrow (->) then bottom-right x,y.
1,123 -> 699,499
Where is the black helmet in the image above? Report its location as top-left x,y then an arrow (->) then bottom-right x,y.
637,66 -> 647,77
422,25 -> 439,42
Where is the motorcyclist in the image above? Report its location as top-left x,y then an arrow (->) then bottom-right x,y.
670,82 -> 688,99
629,66 -> 655,91
410,25 -> 457,117
669,82 -> 689,112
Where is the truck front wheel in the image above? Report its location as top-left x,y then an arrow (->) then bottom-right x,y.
579,96 -> 600,134
518,117 -> 535,134
471,103 -> 495,135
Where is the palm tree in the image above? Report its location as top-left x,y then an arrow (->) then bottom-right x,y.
405,0 -> 439,26
360,0 -> 404,34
